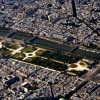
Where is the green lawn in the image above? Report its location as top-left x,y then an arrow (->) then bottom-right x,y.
12,53 -> 26,60
2,43 -> 19,49
28,54 -> 33,56
21,45 -> 37,53
0,48 -> 13,56
24,57 -> 35,63
35,49 -> 45,56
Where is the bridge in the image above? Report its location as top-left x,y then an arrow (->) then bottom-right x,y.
70,46 -> 79,53
26,36 -> 38,43
6,30 -> 15,38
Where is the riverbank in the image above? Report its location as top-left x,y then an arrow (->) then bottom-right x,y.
0,28 -> 100,60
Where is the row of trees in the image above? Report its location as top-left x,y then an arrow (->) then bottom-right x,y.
25,57 -> 68,71
41,50 -> 80,63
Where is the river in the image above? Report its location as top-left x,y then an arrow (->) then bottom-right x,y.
0,30 -> 100,60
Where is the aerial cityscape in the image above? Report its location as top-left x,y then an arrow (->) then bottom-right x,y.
0,0 -> 100,100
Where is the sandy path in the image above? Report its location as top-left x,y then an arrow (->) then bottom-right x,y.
23,48 -> 41,60
68,60 -> 90,71
0,41 -> 4,48
11,47 -> 24,55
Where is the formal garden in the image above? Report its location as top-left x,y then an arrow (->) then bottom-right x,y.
2,42 -> 19,49
21,45 -> 37,53
0,41 -> 91,75
12,52 -> 26,60
0,47 -> 13,56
